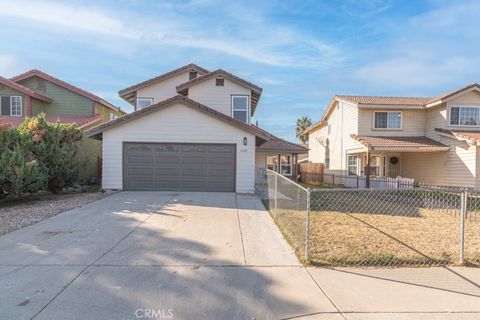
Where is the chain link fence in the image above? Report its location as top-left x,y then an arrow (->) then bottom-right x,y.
256,169 -> 480,267
256,169 -> 310,261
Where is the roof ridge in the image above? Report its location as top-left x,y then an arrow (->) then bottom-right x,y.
336,94 -> 431,99
118,63 -> 209,96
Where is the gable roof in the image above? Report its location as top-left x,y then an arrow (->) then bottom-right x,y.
10,69 -> 124,114
118,64 -> 209,102
0,75 -> 52,103
85,95 -> 270,140
426,83 -> 480,107
176,69 -> 263,116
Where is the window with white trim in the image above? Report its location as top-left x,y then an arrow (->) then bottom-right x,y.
0,96 -> 22,116
347,155 -> 358,176
10,96 -> 22,116
374,111 -> 402,129
231,95 -> 249,123
136,98 -> 153,110
109,113 -> 117,121
450,106 -> 480,126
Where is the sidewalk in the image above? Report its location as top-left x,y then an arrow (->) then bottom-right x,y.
304,266 -> 480,320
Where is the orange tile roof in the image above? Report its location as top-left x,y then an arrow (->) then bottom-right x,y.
351,135 -> 448,150
336,95 -> 430,106
435,128 -> 480,143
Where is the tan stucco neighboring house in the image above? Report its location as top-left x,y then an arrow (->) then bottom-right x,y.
86,64 -> 307,192
306,83 -> 480,188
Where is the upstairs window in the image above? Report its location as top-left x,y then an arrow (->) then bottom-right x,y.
0,96 -> 22,116
109,113 -> 118,121
216,78 -> 224,86
450,106 -> 480,126
231,95 -> 249,123
189,71 -> 197,80
374,111 -> 402,129
136,97 -> 153,110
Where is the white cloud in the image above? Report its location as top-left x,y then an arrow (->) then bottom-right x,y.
353,55 -> 471,89
0,0 -> 138,38
0,55 -> 24,77
0,0 -> 342,68
351,1 -> 480,91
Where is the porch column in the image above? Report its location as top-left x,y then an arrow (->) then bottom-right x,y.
277,154 -> 281,173
365,148 -> 371,188
292,153 -> 298,182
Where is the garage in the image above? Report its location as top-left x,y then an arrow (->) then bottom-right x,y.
123,142 -> 235,191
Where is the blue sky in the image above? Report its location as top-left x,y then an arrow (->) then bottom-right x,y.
0,0 -> 479,141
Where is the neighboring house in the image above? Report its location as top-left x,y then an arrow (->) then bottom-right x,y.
306,83 -> 480,188
0,69 -> 125,181
86,64 -> 307,192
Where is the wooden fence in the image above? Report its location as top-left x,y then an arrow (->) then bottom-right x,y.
299,163 -> 324,185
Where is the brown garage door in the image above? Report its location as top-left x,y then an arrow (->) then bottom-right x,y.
123,143 -> 235,192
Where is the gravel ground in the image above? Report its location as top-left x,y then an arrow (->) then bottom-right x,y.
0,191 -> 115,235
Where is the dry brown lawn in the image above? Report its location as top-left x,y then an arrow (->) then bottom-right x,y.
274,208 -> 480,267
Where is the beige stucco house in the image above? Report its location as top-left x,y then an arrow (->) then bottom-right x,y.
306,83 -> 480,188
86,64 -> 307,192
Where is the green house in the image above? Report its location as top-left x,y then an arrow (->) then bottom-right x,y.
0,70 -> 125,183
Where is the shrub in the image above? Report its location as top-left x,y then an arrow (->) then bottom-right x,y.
18,115 -> 83,193
0,127 -> 47,198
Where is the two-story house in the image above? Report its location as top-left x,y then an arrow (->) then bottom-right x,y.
306,83 -> 480,188
0,69 -> 125,181
86,64 -> 307,192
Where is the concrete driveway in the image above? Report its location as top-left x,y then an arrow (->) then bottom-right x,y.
0,192 -> 338,320
2,192 -> 480,320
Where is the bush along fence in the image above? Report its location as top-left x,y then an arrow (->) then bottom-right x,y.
255,169 -> 480,267
0,114 -> 83,199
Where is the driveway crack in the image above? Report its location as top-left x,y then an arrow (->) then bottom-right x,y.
234,193 -> 248,266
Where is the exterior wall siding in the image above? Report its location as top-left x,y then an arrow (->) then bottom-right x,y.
308,101 -> 358,176
102,103 -> 255,192
136,72 -> 190,106
187,78 -> 251,119
358,108 -> 426,136
19,76 -> 93,116
402,139 -> 477,188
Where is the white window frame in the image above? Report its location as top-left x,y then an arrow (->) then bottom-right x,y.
231,95 -> 250,124
136,97 -> 154,110
109,113 -> 117,121
373,111 -> 402,130
347,155 -> 358,176
448,105 -> 480,127
10,96 -> 22,116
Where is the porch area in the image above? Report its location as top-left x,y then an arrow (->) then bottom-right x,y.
339,135 -> 451,188
255,138 -> 308,183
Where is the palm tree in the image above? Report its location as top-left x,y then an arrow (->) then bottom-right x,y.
296,115 -> 312,144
